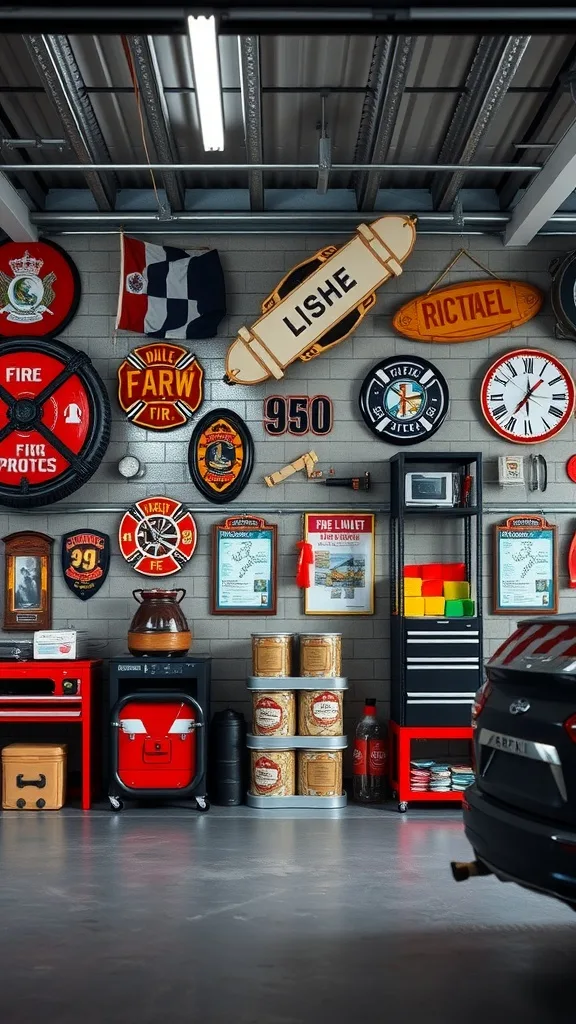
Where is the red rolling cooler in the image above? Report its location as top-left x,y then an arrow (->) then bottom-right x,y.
108,691 -> 208,812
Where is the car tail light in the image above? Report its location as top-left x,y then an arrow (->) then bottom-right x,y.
471,679 -> 492,729
564,713 -> 576,742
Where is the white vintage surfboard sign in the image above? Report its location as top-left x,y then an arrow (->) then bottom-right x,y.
224,215 -> 417,386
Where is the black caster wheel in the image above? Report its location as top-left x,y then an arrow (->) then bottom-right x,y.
196,796 -> 210,812
109,796 -> 124,812
398,802 -> 408,813
16,798 -> 25,809
36,799 -> 46,809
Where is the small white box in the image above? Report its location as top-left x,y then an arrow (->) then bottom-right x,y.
33,630 -> 87,660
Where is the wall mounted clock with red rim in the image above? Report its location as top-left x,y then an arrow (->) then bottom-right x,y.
481,348 -> 575,444
0,239 -> 81,338
0,337 -> 110,508
119,496 -> 197,577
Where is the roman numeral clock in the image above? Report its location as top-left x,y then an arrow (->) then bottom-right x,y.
481,348 -> 575,443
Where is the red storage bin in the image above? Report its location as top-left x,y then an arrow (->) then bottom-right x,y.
442,562 -> 467,581
422,579 -> 444,597
403,565 -> 421,578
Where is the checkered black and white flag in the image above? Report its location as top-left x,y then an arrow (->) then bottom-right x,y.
117,236 -> 226,340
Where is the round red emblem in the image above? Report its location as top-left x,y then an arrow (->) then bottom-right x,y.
0,239 -> 81,338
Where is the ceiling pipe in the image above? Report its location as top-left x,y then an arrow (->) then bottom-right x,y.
354,35 -> 416,212
238,36 -> 264,212
32,211 -> 513,224
124,35 -> 185,212
0,162 -> 542,173
24,34 -> 117,211
433,35 -> 531,212
0,106 -> 46,211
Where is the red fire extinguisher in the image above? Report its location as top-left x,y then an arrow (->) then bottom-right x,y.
352,698 -> 388,804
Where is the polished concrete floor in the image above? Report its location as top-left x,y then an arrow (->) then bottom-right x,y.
0,804 -> 574,1023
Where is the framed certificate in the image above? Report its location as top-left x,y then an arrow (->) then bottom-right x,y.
304,512 -> 375,615
494,515 -> 558,614
212,516 -> 277,615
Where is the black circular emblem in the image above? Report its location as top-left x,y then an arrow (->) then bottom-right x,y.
550,250 -> 576,340
358,355 -> 449,445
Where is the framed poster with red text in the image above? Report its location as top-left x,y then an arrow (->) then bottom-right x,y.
303,512 -> 375,615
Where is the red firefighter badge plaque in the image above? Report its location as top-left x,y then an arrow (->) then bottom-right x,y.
0,239 -> 81,338
117,343 -> 204,431
0,337 -> 111,508
119,496 -> 197,576
188,408 -> 254,504
61,530 -> 110,601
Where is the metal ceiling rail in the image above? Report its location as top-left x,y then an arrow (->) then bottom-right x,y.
434,35 -> 531,212
24,34 -> 118,211
354,35 -> 415,213
0,162 -> 541,172
0,85 -> 553,96
238,36 -> 264,212
125,35 -> 185,211
0,105 -> 46,211
32,211 -> 513,223
12,502 -> 576,516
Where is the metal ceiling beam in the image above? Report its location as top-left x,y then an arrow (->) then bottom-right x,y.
0,161 -> 541,173
0,104 -> 46,211
0,171 -> 38,240
354,35 -> 415,212
433,35 -> 531,212
24,34 -> 117,211
238,36 -> 264,212
504,118 -> 576,246
125,35 -> 184,212
499,43 -> 576,210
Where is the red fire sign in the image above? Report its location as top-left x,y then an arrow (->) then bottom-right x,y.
117,343 -> 204,431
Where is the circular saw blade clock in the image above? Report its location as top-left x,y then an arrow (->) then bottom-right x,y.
119,496 -> 197,577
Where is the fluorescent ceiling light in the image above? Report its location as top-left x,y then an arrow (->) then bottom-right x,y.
187,15 -> 224,152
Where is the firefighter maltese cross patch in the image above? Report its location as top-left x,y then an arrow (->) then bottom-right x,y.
0,239 -> 81,338
117,342 -> 204,431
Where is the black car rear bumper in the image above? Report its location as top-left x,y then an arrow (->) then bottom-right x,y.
464,783 -> 576,905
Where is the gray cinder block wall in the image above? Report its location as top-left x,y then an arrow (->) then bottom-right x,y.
3,231 -> 576,732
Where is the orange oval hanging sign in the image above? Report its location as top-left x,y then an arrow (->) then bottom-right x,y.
393,279 -> 543,343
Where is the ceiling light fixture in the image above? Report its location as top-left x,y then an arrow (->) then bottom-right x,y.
187,15 -> 224,152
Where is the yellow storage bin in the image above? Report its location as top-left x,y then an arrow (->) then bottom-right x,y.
424,596 -> 446,616
404,577 -> 422,597
404,596 -> 425,617
2,743 -> 67,810
443,580 -> 470,601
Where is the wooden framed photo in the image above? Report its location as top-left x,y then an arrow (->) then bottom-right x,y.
304,512 -> 375,615
3,531 -> 53,630
212,516 -> 277,615
494,515 -> 558,615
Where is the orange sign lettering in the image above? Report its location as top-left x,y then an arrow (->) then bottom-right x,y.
393,279 -> 543,343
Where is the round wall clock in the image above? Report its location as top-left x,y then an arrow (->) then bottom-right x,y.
188,408 -> 254,503
358,355 -> 449,445
481,348 -> 575,444
0,336 -> 110,508
0,239 -> 81,338
119,496 -> 197,576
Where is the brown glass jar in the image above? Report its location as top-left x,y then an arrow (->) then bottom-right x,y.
128,589 -> 191,657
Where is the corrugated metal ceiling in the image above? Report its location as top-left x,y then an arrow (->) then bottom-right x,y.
0,31 -> 575,206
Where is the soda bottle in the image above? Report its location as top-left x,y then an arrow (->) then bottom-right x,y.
352,698 -> 388,803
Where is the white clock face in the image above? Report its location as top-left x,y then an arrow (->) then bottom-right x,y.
481,349 -> 575,443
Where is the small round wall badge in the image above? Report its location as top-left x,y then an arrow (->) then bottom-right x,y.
359,355 -> 449,445
188,408 -> 254,503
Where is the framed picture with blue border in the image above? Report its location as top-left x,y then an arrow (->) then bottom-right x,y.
494,515 -> 558,614
212,516 -> 277,615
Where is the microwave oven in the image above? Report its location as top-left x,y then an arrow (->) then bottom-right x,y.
405,472 -> 461,506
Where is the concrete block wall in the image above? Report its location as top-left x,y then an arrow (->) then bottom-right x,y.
3,230 -> 576,735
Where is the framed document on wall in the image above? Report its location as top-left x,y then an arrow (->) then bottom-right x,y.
3,531 -> 53,630
212,516 -> 277,615
494,515 -> 558,614
304,512 -> 375,615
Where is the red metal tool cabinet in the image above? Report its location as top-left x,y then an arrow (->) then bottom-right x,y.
0,660 -> 101,810
389,720 -> 473,813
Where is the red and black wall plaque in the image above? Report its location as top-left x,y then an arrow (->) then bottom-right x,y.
119,496 -> 197,577
117,342 -> 204,430
188,408 -> 254,504
62,530 -> 110,601
0,239 -> 81,339
0,337 -> 110,508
